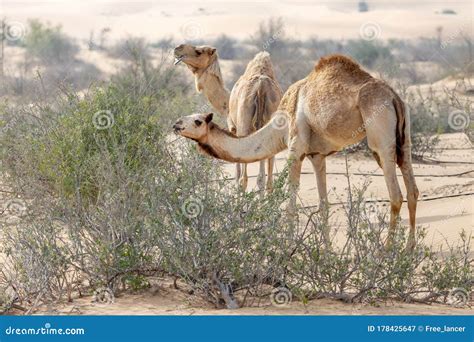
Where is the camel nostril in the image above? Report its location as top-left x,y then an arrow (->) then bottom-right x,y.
173,121 -> 183,131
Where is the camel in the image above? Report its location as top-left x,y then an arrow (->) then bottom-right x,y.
173,54 -> 419,250
173,44 -> 282,192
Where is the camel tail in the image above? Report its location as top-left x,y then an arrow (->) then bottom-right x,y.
392,95 -> 406,167
253,77 -> 270,130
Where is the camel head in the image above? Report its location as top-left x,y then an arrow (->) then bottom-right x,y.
173,44 -> 217,70
173,113 -> 214,141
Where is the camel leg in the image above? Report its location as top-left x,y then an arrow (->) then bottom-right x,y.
287,156 -> 303,217
378,152 -> 403,246
256,160 -> 266,193
400,161 -> 419,251
228,120 -> 242,190
240,163 -> 248,191
361,98 -> 403,249
398,108 -> 419,251
266,157 -> 274,192
307,154 -> 328,208
307,154 -> 330,242
287,135 -> 307,216
235,163 -> 241,189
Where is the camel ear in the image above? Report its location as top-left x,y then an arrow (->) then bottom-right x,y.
205,113 -> 213,123
201,47 -> 216,55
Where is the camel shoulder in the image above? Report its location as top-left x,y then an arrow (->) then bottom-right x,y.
277,78 -> 307,118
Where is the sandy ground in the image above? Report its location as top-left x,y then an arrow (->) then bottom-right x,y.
1,0 -> 472,42
222,133 -> 473,249
33,277 -> 473,316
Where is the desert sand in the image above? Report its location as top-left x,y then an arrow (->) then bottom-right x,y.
33,276 -> 473,316
1,0 -> 472,42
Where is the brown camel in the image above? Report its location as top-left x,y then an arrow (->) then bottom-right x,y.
173,54 -> 419,250
174,44 -> 282,192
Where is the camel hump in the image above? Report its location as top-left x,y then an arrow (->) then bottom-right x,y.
244,51 -> 277,79
314,54 -> 371,78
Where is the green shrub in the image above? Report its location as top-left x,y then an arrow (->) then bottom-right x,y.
345,40 -> 394,69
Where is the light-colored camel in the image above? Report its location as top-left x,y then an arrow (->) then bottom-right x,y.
173,54 -> 419,250
174,44 -> 282,192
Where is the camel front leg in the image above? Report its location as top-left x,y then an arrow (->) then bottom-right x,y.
287,156 -> 303,217
235,163 -> 241,189
307,153 -> 330,242
266,157 -> 274,192
239,163 -> 248,191
257,160 -> 266,193
307,154 -> 328,208
287,137 -> 306,217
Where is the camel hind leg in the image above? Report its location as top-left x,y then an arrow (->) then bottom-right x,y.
360,98 -> 403,248
399,158 -> 419,250
397,107 -> 419,250
376,150 -> 403,247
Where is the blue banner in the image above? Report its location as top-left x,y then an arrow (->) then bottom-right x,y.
0,315 -> 472,342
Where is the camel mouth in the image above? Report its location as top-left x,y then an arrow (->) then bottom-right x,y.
174,56 -> 184,65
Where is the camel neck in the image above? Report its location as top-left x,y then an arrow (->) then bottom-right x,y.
200,79 -> 230,116
199,117 -> 288,163
195,59 -> 230,116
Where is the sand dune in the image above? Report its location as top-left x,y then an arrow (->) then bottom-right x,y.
1,0 -> 472,42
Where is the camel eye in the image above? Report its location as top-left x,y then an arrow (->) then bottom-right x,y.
196,50 -> 202,56
194,120 -> 202,126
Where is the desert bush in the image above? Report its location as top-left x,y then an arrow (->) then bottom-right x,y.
243,18 -> 311,90
344,39 -> 394,70
23,19 -> 79,64
0,51 -> 295,310
213,34 -> 239,60
107,37 -> 150,61
286,180 -> 472,305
